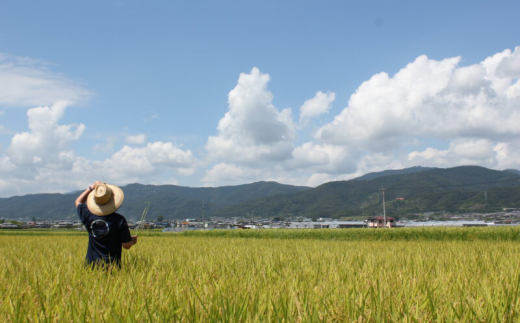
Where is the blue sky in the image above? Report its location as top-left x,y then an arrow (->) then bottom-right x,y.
0,0 -> 519,197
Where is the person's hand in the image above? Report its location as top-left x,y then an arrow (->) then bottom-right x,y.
131,235 -> 138,245
91,181 -> 103,189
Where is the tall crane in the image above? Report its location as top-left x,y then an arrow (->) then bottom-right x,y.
137,202 -> 150,231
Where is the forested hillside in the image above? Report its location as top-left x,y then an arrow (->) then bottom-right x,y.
0,181 -> 310,220
216,166 -> 520,218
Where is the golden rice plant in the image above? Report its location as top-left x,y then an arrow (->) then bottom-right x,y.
1,228 -> 520,322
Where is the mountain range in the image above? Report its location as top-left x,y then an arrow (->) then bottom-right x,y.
218,166 -> 520,218
1,166 -> 519,221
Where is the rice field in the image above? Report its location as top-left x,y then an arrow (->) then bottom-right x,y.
1,227 -> 520,322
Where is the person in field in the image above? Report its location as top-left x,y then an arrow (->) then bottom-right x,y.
75,181 -> 137,267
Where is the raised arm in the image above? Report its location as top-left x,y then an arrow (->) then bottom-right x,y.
75,181 -> 102,207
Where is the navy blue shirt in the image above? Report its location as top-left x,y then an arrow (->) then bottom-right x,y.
77,203 -> 132,266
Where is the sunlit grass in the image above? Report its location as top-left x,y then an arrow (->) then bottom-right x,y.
1,228 -> 519,321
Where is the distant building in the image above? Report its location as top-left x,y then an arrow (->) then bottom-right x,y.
403,220 -> 489,227
288,221 -> 365,229
367,216 -> 396,228
0,223 -> 20,229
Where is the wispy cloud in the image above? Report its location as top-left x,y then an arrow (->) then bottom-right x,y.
126,134 -> 146,145
0,53 -> 91,107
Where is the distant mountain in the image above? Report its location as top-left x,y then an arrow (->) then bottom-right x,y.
505,169 -> 520,176
0,181 -> 310,221
354,166 -> 435,181
216,166 -> 520,218
3,166 -> 520,221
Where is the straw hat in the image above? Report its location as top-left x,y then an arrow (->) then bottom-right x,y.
87,183 -> 125,216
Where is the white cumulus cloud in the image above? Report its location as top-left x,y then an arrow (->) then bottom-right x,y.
299,91 -> 335,125
94,142 -> 197,183
313,46 -> 520,173
0,103 -> 197,197
206,67 -> 295,166
6,101 -> 85,166
318,48 -> 520,149
204,47 -> 520,188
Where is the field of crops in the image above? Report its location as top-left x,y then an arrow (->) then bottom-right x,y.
2,227 -> 520,322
